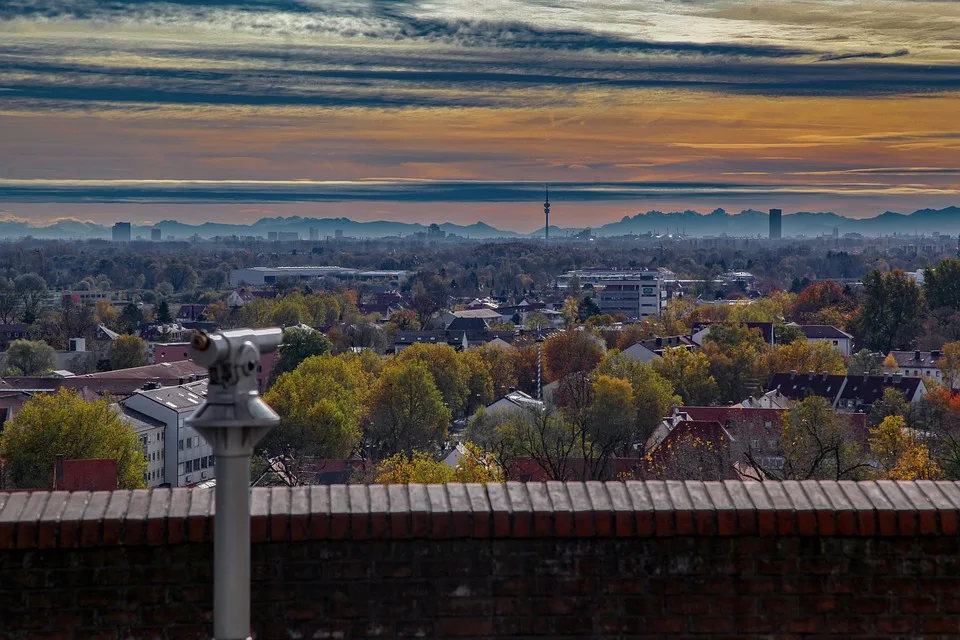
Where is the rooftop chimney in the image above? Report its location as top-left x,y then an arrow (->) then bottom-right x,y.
933,350 -> 941,358
864,371 -> 870,382
789,370 -> 797,379
915,350 -> 921,361
656,337 -> 663,348
808,370 -> 815,380
822,371 -> 829,381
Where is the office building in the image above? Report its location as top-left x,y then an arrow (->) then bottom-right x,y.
112,222 -> 132,242
769,209 -> 782,240
277,231 -> 299,241
151,228 -> 162,242
335,229 -> 344,239
309,227 -> 319,241
267,231 -> 278,241
590,270 -> 662,319
122,380 -> 213,488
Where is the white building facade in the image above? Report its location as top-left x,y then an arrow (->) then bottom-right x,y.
122,380 -> 215,487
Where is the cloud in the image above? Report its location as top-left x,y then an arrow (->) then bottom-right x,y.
818,49 -> 910,62
1,178 -> 956,204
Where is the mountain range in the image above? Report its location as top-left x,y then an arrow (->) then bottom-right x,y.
3,207 -> 959,240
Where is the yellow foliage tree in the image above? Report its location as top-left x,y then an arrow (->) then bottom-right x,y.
374,443 -> 503,484
868,415 -> 941,480
883,352 -> 900,372
760,340 -> 846,379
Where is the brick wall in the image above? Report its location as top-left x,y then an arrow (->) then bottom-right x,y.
2,480 -> 960,639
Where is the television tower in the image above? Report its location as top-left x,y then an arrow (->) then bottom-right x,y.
544,183 -> 550,240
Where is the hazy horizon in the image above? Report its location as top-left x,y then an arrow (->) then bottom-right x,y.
2,0 -> 959,228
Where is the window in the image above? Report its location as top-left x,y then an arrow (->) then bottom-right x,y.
186,438 -> 193,449
178,439 -> 184,451
186,460 -> 193,472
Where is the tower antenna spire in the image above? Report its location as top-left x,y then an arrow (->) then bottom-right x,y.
544,183 -> 550,241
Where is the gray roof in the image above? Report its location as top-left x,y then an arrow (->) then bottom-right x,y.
136,380 -> 208,412
798,325 -> 853,340
889,350 -> 943,368
117,405 -> 166,433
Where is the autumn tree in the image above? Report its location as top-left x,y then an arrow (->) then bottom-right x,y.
561,297 -> 579,328
701,323 -> 769,403
387,309 -> 421,331
474,342 -> 519,398
268,327 -> 332,386
652,347 -> 719,406
779,397 -> 870,480
759,340 -> 847,381
366,359 -> 451,459
869,415 -> 941,480
493,407 -> 580,481
3,339 -> 56,376
110,334 -> 148,370
596,353 -> 681,456
0,388 -> 146,489
14,273 -> 47,324
937,341 -> 960,389
95,299 -> 119,330
373,444 -> 503,484
792,280 -> 855,326
855,269 -> 924,352
261,353 -> 373,485
542,329 -> 605,381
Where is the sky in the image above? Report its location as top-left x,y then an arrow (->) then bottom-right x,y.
1,0 -> 959,232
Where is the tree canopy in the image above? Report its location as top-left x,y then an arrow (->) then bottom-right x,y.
0,388 -> 146,489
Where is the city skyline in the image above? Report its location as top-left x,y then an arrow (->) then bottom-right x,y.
2,0 -> 959,229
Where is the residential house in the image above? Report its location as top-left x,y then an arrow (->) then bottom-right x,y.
620,335 -> 697,363
440,308 -> 503,329
886,349 -> 952,387
767,371 -> 926,412
176,304 -> 208,322
792,324 -> 854,356
481,389 -> 544,419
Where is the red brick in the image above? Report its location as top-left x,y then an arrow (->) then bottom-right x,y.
484,482 -> 510,538
328,485 -> 350,539
426,484 -> 450,538
436,618 -> 493,637
900,596 -> 938,613
703,481 -> 736,535
526,482 -> 554,537
875,616 -> 915,633
646,617 -> 686,633
464,483 -> 491,538
625,481 -> 655,536
567,482 -> 595,536
850,597 -> 889,614
15,492 -> 49,548
445,483 -> 472,538
921,618 -> 960,633
60,491 -> 92,547
38,492 -> 70,548
586,481 -> 614,537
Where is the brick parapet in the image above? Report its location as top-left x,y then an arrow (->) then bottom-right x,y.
2,480 -> 959,549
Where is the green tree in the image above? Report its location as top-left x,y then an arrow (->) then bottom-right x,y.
596,353 -> 681,456
780,396 -> 870,480
394,342 -> 470,413
14,273 -> 47,324
366,360 -> 451,459
937,341 -> 960,389
652,347 -> 719,406
774,323 -> 805,345
110,334 -> 148,370
848,349 -> 882,376
261,353 -> 373,484
524,312 -> 550,330
868,387 -> 909,428
856,269 -> 924,352
268,327 -> 332,386
3,339 -> 56,376
156,298 -> 172,323
0,388 -> 146,489
118,302 -> 144,334
924,258 -> 960,311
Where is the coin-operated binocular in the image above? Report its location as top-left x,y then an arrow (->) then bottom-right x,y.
187,328 -> 283,640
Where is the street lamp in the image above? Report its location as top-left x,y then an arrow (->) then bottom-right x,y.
188,328 -> 283,640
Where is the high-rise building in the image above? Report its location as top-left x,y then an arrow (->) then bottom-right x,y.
334,229 -> 344,239
151,228 -> 162,242
832,227 -> 840,239
309,227 -> 319,241
544,183 -> 550,240
112,222 -> 132,242
769,209 -> 782,240
277,232 -> 299,241
268,231 -> 278,241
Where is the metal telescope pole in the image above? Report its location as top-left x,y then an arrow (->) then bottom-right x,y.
187,328 -> 283,640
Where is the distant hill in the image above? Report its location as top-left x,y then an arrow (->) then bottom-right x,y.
3,206 -> 959,240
